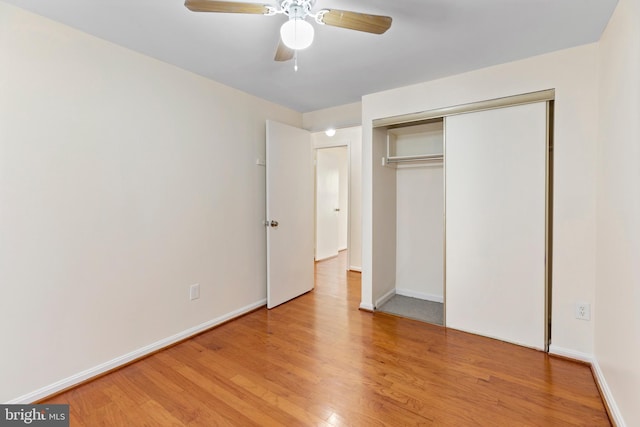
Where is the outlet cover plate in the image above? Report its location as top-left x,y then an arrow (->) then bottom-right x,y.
190,284 -> 200,301
575,302 -> 591,320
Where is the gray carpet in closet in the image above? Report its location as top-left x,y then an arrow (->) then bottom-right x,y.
377,295 -> 444,326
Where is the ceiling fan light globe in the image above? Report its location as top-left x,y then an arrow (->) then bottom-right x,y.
280,18 -> 314,50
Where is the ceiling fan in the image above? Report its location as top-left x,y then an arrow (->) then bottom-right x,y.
184,0 -> 392,63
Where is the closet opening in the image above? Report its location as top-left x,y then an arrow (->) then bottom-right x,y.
376,118 -> 445,326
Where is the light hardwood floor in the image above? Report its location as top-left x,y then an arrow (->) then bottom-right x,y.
44,253 -> 611,425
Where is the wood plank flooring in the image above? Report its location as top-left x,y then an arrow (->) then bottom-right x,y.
43,253 -> 610,425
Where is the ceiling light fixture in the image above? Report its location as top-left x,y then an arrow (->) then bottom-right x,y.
185,0 -> 392,66
280,17 -> 315,50
325,128 -> 336,137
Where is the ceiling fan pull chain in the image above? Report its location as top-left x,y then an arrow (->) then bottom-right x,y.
294,51 -> 298,72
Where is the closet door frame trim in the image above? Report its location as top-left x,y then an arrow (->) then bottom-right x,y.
372,89 -> 555,129
373,88 -> 555,351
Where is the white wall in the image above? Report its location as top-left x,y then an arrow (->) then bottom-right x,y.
596,0 -> 640,425
0,3 -> 301,403
311,126 -> 362,271
362,44 -> 599,354
395,164 -> 444,302
369,127 -> 397,308
302,102 -> 362,132
349,129 -> 363,271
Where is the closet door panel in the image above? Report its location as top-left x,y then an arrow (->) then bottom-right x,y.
445,102 -> 547,350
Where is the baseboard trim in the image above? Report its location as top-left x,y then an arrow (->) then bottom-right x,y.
591,359 -> 626,427
548,345 -> 593,363
315,253 -> 338,262
548,345 -> 625,426
349,266 -> 362,272
359,302 -> 375,312
395,288 -> 444,303
375,288 -> 396,309
8,299 -> 267,404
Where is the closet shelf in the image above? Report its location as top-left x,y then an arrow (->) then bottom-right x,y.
386,120 -> 444,166
384,153 -> 443,165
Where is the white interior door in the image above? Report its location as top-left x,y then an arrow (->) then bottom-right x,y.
266,120 -> 314,309
445,102 -> 547,350
315,147 -> 340,260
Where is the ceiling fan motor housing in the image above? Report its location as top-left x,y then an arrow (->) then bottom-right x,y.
280,0 -> 315,19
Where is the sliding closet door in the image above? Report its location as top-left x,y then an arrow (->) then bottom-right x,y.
445,102 -> 547,350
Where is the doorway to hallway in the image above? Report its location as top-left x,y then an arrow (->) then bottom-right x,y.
315,146 -> 348,261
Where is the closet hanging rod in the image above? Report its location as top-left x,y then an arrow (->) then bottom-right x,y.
385,154 -> 444,164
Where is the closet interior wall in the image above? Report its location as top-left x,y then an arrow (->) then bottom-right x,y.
392,121 -> 445,304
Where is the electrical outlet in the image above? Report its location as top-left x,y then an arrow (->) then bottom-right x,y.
189,284 -> 200,301
575,302 -> 591,320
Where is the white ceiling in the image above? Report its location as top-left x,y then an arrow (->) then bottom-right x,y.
4,0 -> 618,112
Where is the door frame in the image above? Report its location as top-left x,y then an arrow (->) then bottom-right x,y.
312,133 -> 352,270
314,145 -> 348,261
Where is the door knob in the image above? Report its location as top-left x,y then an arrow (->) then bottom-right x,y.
270,220 -> 279,227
